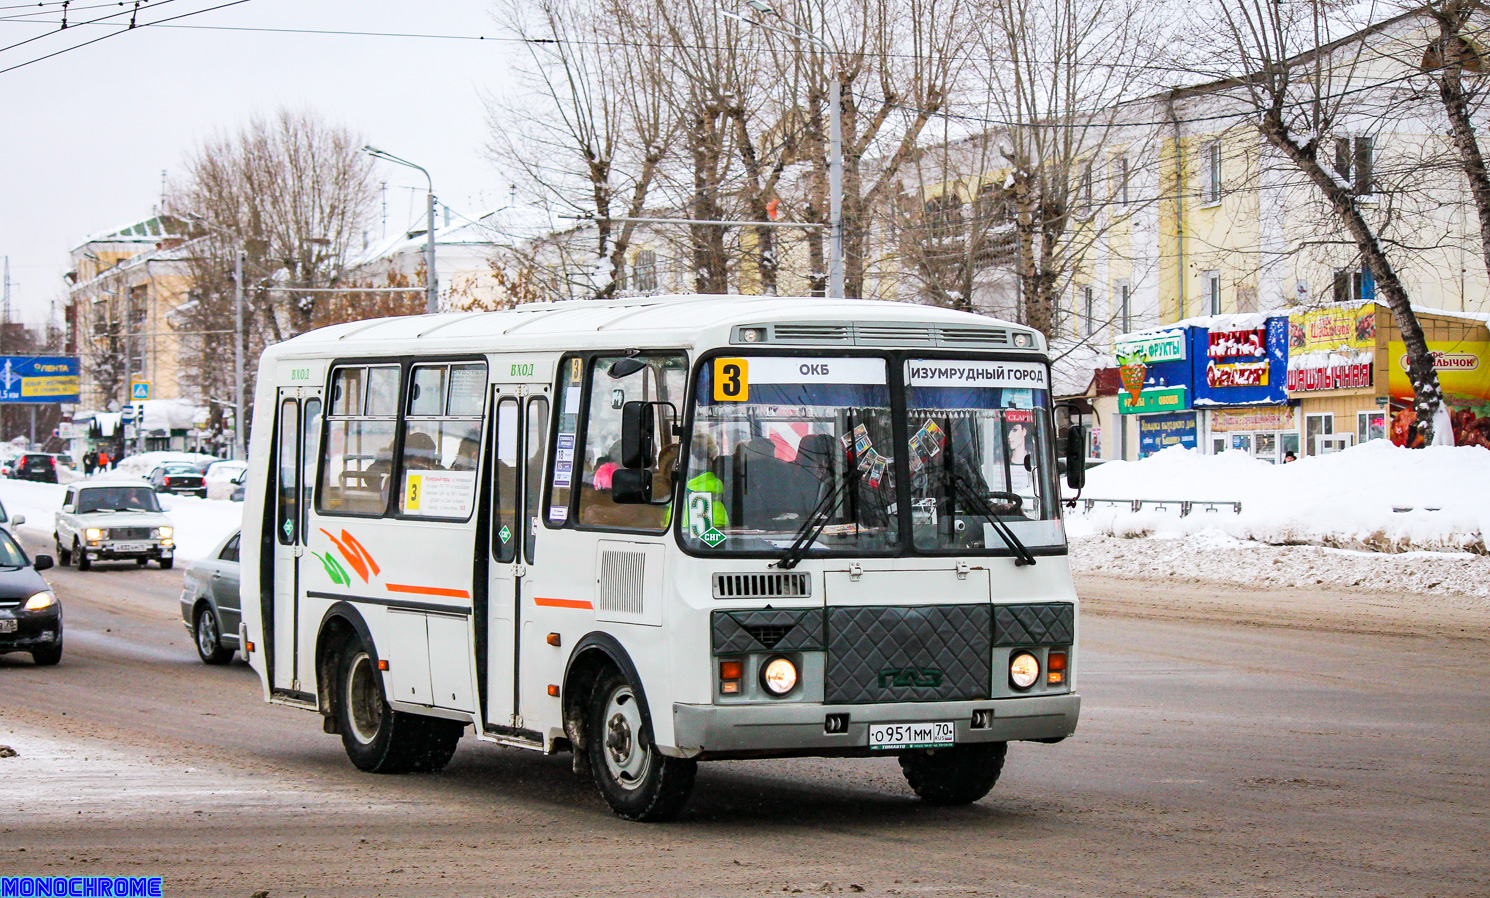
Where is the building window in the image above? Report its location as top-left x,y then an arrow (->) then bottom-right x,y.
1334,136 -> 1374,195
1083,285 -> 1096,337
1358,410 -> 1385,443
1332,265 -> 1375,303
1204,142 -> 1222,204
633,249 -> 658,293
1114,155 -> 1130,206
1117,281 -> 1131,332
1205,271 -> 1222,315
1304,413 -> 1333,457
1079,161 -> 1094,213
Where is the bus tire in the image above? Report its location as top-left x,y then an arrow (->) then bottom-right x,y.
586,668 -> 696,822
335,640 -> 461,774
899,742 -> 1007,806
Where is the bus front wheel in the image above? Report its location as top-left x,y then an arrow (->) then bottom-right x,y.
899,742 -> 1007,805
586,668 -> 696,822
335,641 -> 462,774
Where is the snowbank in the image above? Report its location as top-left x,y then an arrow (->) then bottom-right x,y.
1073,441 -> 1489,554
0,478 -> 242,561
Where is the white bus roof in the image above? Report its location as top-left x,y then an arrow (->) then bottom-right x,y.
263,294 -> 1045,359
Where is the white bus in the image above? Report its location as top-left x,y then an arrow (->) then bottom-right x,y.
240,295 -> 1085,821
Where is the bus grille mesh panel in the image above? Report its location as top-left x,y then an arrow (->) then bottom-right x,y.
596,550 -> 645,616
712,609 -> 825,654
825,605 -> 991,704
712,572 -> 811,599
993,603 -> 1074,646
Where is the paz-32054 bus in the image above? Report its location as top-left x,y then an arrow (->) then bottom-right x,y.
239,295 -> 1085,821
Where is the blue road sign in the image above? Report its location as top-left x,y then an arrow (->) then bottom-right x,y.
131,381 -> 151,401
0,356 -> 80,404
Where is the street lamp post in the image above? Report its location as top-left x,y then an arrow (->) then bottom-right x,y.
233,248 -> 245,461
729,2 -> 844,298
363,146 -> 439,314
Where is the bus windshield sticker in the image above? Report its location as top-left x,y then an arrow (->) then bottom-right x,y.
564,384 -> 582,413
498,525 -> 512,544
687,492 -> 716,540
734,356 -> 886,386
553,434 -> 575,487
713,358 -> 749,401
549,504 -> 569,523
905,360 -> 1048,389
403,470 -> 475,518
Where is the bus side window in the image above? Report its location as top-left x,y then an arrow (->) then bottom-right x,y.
524,397 -> 548,563
492,397 -> 519,564
319,365 -> 399,516
398,362 -> 486,520
576,353 -> 686,530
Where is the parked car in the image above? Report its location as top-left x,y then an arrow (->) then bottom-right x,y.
148,463 -> 207,497
54,482 -> 175,571
203,460 -> 249,501
13,452 -> 66,483
180,530 -> 241,664
0,528 -> 60,665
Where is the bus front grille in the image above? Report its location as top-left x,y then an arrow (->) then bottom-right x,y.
712,572 -> 812,600
825,604 -> 992,704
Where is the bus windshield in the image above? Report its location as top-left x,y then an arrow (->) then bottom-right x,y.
904,359 -> 1063,553
681,355 -> 1064,556
681,356 -> 898,555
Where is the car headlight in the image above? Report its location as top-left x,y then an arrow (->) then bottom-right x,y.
85,527 -> 105,541
154,526 -> 173,539
24,591 -> 55,611
1009,652 -> 1040,690
761,656 -> 798,696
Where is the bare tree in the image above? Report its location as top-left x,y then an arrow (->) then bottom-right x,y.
1213,0 -> 1451,444
488,0 -> 675,298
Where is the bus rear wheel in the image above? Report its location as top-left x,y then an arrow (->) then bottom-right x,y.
335,641 -> 463,774
586,668 -> 696,822
899,742 -> 1007,805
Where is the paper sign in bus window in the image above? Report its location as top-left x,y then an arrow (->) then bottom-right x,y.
713,358 -> 749,401
403,470 -> 475,518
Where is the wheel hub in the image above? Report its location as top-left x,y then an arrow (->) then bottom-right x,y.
600,685 -> 648,790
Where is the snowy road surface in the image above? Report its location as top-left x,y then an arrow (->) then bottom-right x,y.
0,532 -> 1486,897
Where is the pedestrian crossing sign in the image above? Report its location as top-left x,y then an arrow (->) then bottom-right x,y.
131,381 -> 150,401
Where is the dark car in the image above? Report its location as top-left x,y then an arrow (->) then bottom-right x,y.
149,463 -> 207,497
14,452 -> 63,483
0,529 -> 60,665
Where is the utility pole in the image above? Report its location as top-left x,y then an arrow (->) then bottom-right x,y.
234,249 -> 246,461
828,79 -> 845,299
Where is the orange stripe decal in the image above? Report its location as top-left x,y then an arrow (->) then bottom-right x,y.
386,583 -> 472,599
341,530 -> 381,576
535,597 -> 594,609
319,529 -> 369,583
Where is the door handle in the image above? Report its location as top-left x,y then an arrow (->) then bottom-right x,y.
211,572 -> 222,579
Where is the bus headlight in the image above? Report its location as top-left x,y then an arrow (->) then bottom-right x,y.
85,528 -> 105,541
761,657 -> 798,695
1009,652 -> 1040,690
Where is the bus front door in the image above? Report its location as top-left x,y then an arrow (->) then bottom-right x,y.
484,387 -> 549,736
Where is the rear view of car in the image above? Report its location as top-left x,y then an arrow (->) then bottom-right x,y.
151,464 -> 206,497
15,453 -> 59,483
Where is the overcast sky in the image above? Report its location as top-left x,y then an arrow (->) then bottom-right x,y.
0,0 -> 518,327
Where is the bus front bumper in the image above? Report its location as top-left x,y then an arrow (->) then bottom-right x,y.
669,693 -> 1080,760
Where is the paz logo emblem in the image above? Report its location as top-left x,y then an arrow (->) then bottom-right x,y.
700,527 -> 726,547
498,525 -> 512,544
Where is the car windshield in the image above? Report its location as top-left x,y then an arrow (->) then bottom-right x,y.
76,487 -> 162,513
904,359 -> 1064,552
682,356 -> 898,555
0,531 -> 27,566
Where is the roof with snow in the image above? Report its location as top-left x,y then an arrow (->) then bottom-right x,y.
72,214 -> 189,252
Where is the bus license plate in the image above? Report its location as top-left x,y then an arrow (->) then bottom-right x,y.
0,619 -> 16,633
868,721 -> 955,750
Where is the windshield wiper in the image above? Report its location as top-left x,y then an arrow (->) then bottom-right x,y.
773,471 -> 855,570
947,472 -> 1036,567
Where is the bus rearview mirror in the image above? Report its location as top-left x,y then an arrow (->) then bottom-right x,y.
1065,426 -> 1087,491
621,401 -> 656,469
610,467 -> 653,504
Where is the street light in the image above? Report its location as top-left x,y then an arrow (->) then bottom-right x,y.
725,1 -> 844,298
362,145 -> 439,314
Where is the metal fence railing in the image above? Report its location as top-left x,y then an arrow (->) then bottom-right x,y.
1081,498 -> 1243,516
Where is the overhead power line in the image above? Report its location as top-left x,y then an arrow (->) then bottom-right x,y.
0,0 -> 250,75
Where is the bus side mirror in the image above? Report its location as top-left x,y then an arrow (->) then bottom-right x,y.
620,401 -> 656,469
1065,426 -> 1087,490
611,467 -> 653,504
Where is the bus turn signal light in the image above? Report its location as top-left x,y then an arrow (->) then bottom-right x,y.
720,660 -> 743,695
546,632 -> 561,646
547,684 -> 560,697
377,659 -> 389,671
244,641 -> 254,653
1047,651 -> 1067,671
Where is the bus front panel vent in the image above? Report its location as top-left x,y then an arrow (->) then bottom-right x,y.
712,571 -> 812,600
597,550 -> 646,616
936,327 -> 1010,347
770,323 -> 853,344
855,324 -> 936,346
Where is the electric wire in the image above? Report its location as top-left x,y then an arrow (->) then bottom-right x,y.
0,0 -> 250,74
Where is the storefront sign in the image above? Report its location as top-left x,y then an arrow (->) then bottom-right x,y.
1138,412 -> 1197,456
1289,305 -> 1375,354
1388,340 -> 1490,411
1208,328 -> 1267,358
1115,330 -> 1186,363
1207,360 -> 1269,388
1287,359 -> 1372,392
1119,386 -> 1188,414
1209,406 -> 1295,432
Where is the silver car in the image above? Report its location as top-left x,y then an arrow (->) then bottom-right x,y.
180,530 -> 240,664
54,481 -> 176,570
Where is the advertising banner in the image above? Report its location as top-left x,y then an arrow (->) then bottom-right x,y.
1289,305 -> 1375,354
1287,358 -> 1372,392
1209,406 -> 1295,432
0,356 -> 81,404
1208,328 -> 1267,358
1206,360 -> 1269,388
1115,330 -> 1186,363
1388,340 -> 1490,412
1194,316 -> 1289,406
1118,386 -> 1188,414
1137,412 -> 1197,456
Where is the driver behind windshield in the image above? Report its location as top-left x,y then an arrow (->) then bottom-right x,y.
76,488 -> 162,514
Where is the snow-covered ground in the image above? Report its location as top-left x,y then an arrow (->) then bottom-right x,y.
1070,441 -> 1490,554
0,477 -> 243,561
